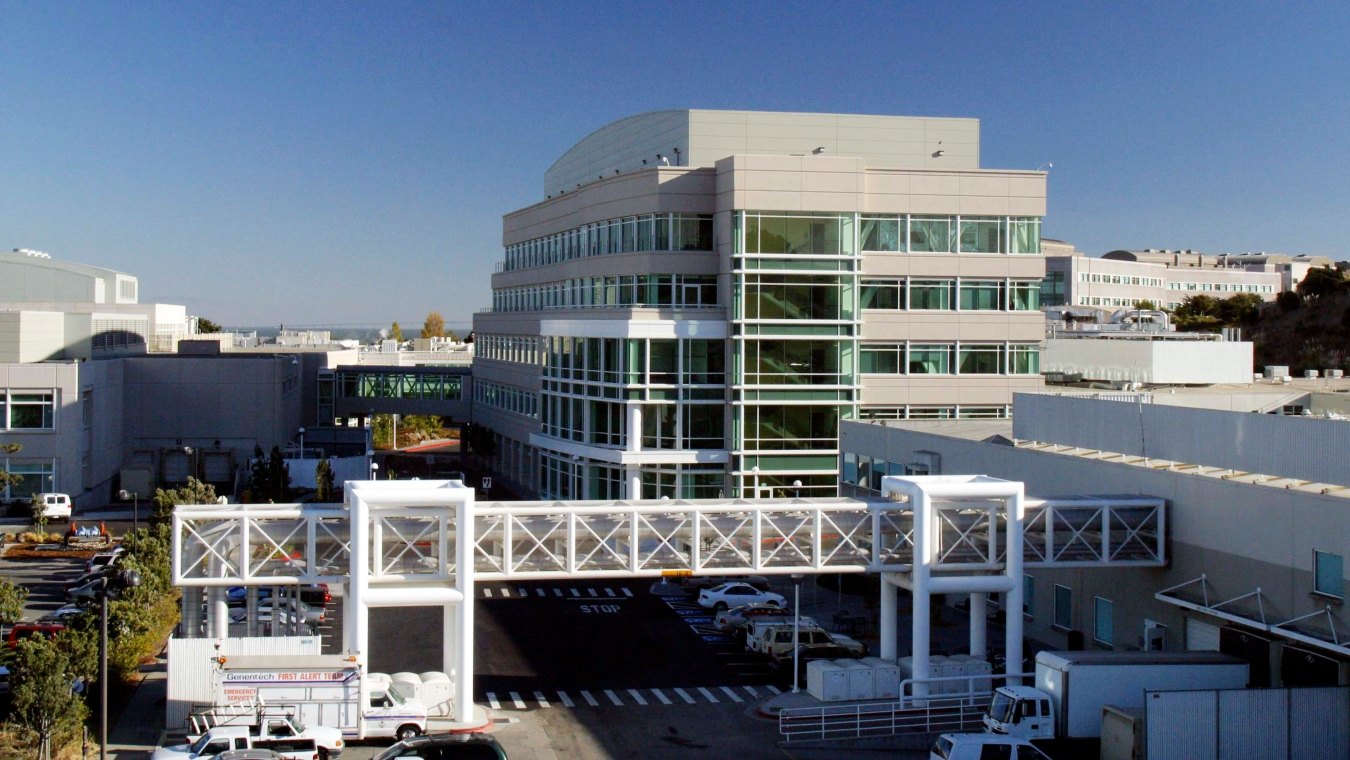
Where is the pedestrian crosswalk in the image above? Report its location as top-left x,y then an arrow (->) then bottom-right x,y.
481,683 -> 781,711
480,585 -> 636,599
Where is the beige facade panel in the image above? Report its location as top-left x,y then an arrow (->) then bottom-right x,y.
957,195 -> 1012,215
861,377 -> 1041,406
860,254 -> 1046,280
860,313 -> 1043,342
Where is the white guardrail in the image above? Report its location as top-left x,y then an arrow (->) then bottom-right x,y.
778,673 -> 1031,743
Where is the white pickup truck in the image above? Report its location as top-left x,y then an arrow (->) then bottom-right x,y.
153,717 -> 343,760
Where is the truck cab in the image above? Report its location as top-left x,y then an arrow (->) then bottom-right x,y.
984,686 -> 1055,740
365,687 -> 425,741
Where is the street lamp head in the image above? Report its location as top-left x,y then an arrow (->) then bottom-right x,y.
298,427 -> 305,435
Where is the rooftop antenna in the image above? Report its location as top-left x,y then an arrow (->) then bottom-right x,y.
1037,162 -> 1054,171
657,154 -> 670,166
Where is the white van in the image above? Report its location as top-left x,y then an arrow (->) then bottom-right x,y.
36,493 -> 72,521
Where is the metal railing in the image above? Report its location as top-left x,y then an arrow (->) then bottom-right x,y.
778,673 -> 1028,743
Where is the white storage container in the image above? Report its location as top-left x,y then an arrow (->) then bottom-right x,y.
368,672 -> 393,691
838,659 -> 875,701
806,659 -> 849,702
390,671 -> 423,702
861,657 -> 900,699
932,656 -> 964,694
418,671 -> 453,717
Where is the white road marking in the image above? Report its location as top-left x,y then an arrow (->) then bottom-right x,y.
673,687 -> 696,704
486,692 -> 501,710
557,690 -> 575,708
570,588 -> 580,597
517,588 -> 527,596
696,687 -> 718,703
603,689 -> 623,706
621,587 -> 634,597
587,588 -> 598,597
626,688 -> 648,705
720,686 -> 744,703
765,685 -> 782,695
743,685 -> 760,698
651,688 -> 673,705
533,690 -> 550,707
580,690 -> 600,707
605,588 -> 617,597
483,588 -> 493,598
500,588 -> 511,598
535,588 -> 545,597
553,588 -> 563,596
509,691 -> 526,709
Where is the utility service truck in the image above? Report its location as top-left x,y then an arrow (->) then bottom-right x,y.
983,650 -> 1249,741
208,655 -> 429,742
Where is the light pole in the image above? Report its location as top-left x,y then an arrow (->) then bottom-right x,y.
117,490 -> 139,537
791,573 -> 804,693
97,568 -> 141,760
370,462 -> 379,481
793,479 -> 803,499
298,426 -> 306,458
751,466 -> 760,499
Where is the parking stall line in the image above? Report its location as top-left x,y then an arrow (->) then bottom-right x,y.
587,588 -> 598,597
509,691 -> 527,709
482,588 -> 493,598
533,691 -> 551,708
603,689 -> 624,706
535,588 -> 545,597
621,588 -> 634,597
486,692 -> 501,710
501,588 -> 511,598
553,588 -> 563,597
580,690 -> 600,707
765,685 -> 782,695
743,686 -> 760,699
604,588 -> 617,597
696,687 -> 719,703
570,588 -> 580,597
673,688 -> 696,704
517,588 -> 528,597
719,686 -> 744,703
557,691 -> 575,708
650,688 -> 672,705
625,689 -> 648,706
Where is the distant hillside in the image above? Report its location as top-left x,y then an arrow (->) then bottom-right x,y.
1246,291 -> 1350,374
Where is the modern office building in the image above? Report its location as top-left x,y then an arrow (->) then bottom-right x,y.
839,392 -> 1350,685
1040,242 -> 1334,312
472,109 -> 1047,500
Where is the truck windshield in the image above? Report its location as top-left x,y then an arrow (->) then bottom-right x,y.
988,691 -> 1016,723
388,688 -> 406,705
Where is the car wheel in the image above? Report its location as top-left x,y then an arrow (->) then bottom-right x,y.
396,724 -> 421,742
767,600 -> 782,607
318,749 -> 330,760
714,602 -> 727,611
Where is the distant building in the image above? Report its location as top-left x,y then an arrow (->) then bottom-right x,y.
1040,242 -> 1334,312
472,109 -> 1047,500
840,391 -> 1350,685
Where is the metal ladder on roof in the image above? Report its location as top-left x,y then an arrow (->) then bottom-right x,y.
188,699 -> 265,734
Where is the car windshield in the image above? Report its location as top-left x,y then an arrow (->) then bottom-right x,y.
189,733 -> 219,755
988,691 -> 1016,723
931,736 -> 954,759
388,688 -> 406,705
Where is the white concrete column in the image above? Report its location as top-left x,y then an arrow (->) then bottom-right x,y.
911,490 -> 932,699
454,486 -> 476,724
1003,486 -> 1025,683
969,592 -> 987,658
349,488 -> 370,670
625,404 -> 642,498
880,573 -> 898,661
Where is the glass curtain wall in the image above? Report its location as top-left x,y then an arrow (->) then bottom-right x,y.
732,211 -> 860,497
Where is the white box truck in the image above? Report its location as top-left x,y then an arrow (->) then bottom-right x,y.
984,650 -> 1248,741
210,654 -> 429,742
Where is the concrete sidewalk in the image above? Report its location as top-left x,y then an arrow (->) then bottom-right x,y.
107,656 -> 170,759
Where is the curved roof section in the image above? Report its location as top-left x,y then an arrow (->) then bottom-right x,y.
0,250 -> 136,304
542,109 -> 982,199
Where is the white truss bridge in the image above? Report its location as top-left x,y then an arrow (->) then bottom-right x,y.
172,491 -> 1165,587
170,477 -> 1165,728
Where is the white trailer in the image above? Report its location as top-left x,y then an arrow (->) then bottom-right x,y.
211,654 -> 428,741
985,650 -> 1249,740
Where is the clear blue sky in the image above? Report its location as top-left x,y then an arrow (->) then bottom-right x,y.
4,2 -> 1347,329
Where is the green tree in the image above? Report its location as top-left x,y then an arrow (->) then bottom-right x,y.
1133,300 -> 1159,310
1276,290 -> 1303,313
266,446 -> 291,502
390,321 -> 404,342
1217,293 -> 1263,325
0,576 -> 29,625
29,493 -> 49,533
10,637 -> 88,760
151,477 -> 218,528
421,311 -> 446,339
371,414 -> 394,450
1171,294 -> 1222,331
1297,266 -> 1346,300
315,458 -> 335,502
197,316 -> 224,333
1,442 -> 21,492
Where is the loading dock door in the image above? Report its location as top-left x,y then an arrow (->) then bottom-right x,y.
1186,618 -> 1220,651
